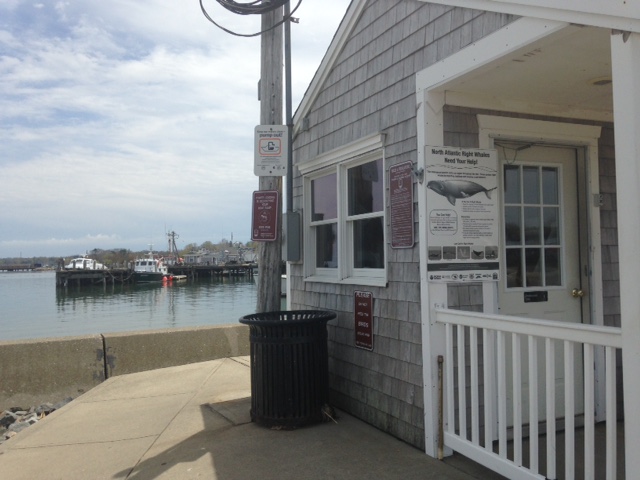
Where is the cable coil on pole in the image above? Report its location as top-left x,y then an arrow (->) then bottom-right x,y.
200,0 -> 302,37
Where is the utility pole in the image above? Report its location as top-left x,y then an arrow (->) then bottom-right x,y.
256,5 -> 283,312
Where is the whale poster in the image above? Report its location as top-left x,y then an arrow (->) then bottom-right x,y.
425,146 -> 499,283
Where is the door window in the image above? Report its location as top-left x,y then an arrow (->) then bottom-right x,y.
504,164 -> 562,289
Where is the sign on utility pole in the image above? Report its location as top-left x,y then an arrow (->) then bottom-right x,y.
256,7 -> 283,312
255,125 -> 288,176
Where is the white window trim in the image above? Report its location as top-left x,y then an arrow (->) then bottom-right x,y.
302,134 -> 388,287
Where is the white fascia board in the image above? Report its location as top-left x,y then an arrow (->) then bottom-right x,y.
293,0 -> 367,135
476,115 -> 602,146
445,91 -> 614,123
417,17 -> 571,93
419,0 -> 640,32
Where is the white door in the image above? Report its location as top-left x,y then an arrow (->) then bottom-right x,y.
498,144 -> 588,425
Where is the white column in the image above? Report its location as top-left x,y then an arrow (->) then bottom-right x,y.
418,88 -> 448,457
610,30 -> 640,476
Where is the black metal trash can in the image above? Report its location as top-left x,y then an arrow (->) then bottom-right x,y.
239,310 -> 337,429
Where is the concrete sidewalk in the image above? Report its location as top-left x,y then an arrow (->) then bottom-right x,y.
0,357 -> 494,479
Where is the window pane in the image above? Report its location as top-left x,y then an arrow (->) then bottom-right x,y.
312,174 -> 337,221
505,206 -> 522,245
315,223 -> 337,268
504,165 -> 521,204
353,217 -> 384,268
506,248 -> 522,288
543,207 -> 559,245
348,159 -> 383,216
523,167 -> 540,204
542,167 -> 559,205
545,248 -> 561,286
524,207 -> 541,245
525,248 -> 542,287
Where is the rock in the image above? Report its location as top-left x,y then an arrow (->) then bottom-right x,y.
0,411 -> 18,429
0,397 -> 73,444
7,421 -> 32,434
22,412 -> 39,425
53,397 -> 73,410
35,403 -> 54,415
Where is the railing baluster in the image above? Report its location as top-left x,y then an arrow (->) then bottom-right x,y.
458,325 -> 467,438
483,328 -> 495,450
446,323 -> 455,435
513,333 -> 523,466
497,330 -> 507,458
584,344 -> 595,480
470,326 -> 479,445
605,346 -> 616,480
546,338 -> 557,480
528,335 -> 539,474
564,340 -> 575,480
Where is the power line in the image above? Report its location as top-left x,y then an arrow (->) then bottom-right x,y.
199,0 -> 303,37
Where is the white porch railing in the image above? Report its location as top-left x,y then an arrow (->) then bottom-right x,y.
435,308 -> 622,480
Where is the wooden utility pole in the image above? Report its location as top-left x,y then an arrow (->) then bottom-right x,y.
257,6 -> 283,312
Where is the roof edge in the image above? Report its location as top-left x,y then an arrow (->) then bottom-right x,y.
420,0 -> 640,32
293,0 -> 367,134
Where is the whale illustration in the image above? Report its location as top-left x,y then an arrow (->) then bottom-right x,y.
427,180 -> 497,206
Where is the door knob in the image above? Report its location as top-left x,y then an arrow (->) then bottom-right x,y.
572,288 -> 585,298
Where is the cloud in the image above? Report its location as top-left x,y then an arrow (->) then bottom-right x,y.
0,0 -> 351,257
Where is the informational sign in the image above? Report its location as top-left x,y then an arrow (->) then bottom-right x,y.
251,190 -> 279,241
254,125 -> 288,176
425,146 -> 499,283
354,291 -> 373,351
390,161 -> 414,248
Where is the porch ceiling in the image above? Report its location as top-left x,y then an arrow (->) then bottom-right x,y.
444,26 -> 613,121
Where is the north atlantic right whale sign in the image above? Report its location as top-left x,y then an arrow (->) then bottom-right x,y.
425,146 -> 499,283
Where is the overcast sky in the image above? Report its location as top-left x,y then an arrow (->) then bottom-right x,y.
0,0 -> 351,258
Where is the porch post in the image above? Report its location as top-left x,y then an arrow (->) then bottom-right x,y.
418,88 -> 448,457
610,30 -> 640,476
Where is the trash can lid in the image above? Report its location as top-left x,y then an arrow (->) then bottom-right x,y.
239,310 -> 336,326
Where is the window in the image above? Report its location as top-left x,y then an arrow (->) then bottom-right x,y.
301,135 -> 387,286
311,173 -> 337,269
504,164 -> 562,289
348,160 -> 385,269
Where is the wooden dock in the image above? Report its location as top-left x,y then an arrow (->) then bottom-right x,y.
168,264 -> 256,280
0,264 -> 37,272
55,264 -> 256,287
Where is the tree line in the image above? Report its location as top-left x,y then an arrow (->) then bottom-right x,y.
0,239 -> 258,268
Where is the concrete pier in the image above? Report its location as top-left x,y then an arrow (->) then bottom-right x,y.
0,324 -> 249,411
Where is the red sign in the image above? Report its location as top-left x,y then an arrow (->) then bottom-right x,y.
390,161 -> 414,248
251,191 -> 279,241
354,291 -> 373,351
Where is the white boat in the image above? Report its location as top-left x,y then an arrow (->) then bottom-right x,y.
65,257 -> 105,270
133,251 -> 169,283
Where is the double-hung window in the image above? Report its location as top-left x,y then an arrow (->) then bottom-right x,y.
301,134 -> 387,286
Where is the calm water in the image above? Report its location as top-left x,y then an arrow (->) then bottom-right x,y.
0,271 -> 260,341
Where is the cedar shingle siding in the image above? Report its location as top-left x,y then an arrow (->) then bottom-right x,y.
293,0 -> 623,448
291,1 -> 516,449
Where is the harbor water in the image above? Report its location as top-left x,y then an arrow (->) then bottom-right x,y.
0,271 -> 261,341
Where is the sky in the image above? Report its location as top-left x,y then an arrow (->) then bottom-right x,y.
0,0 -> 352,258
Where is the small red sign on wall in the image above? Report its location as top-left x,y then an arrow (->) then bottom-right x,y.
354,291 -> 374,351
251,190 -> 279,241
390,160 -> 414,248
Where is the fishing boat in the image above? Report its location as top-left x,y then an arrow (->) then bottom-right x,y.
65,257 -> 105,270
133,251 -> 169,283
